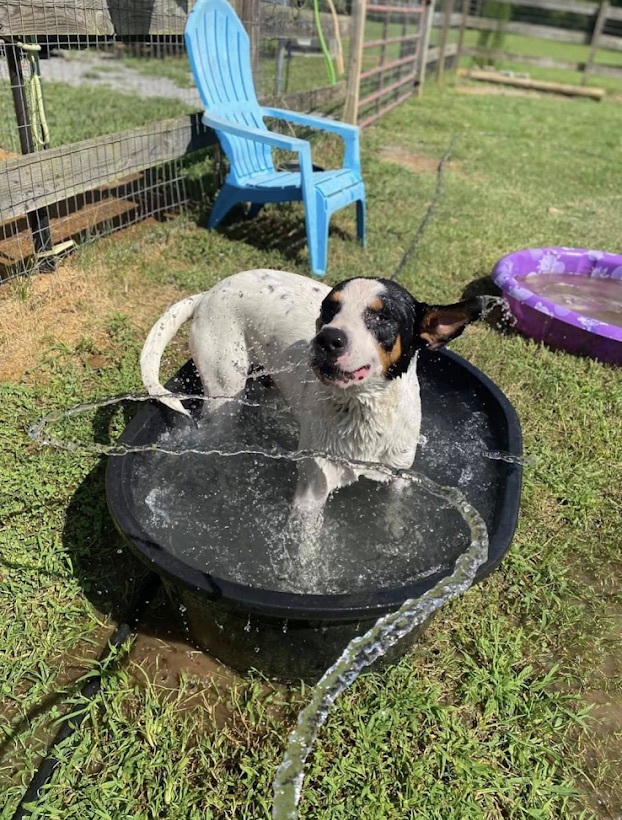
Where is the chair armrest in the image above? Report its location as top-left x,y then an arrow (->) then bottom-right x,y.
261,107 -> 361,173
262,107 -> 359,138
203,112 -> 317,205
202,113 -> 310,153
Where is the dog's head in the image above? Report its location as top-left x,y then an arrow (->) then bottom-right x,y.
311,278 -> 482,388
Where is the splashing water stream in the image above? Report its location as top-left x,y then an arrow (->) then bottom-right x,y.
27,347 -> 520,817
271,474 -> 488,819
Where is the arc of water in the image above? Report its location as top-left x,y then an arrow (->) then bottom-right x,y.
27,393 -> 529,468
271,478 -> 489,820
29,389 -> 494,819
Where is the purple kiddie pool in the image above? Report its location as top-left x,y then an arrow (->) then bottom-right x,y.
492,247 -> 622,365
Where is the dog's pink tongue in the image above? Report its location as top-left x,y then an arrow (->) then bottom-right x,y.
353,365 -> 370,381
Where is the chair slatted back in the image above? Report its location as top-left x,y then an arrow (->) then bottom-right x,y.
185,0 -> 275,181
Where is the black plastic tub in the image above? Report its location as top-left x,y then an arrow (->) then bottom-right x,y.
106,349 -> 522,681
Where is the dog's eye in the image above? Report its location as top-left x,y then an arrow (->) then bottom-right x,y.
365,307 -> 388,326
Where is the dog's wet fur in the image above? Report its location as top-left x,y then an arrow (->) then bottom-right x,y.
140,270 -> 482,510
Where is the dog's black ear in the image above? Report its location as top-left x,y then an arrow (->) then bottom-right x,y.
418,298 -> 482,350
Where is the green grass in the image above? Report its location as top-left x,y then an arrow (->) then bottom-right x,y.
41,83 -> 195,147
120,55 -> 196,89
2,78 -> 622,818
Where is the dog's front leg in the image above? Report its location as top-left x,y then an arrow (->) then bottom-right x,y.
378,474 -> 413,550
269,458 -> 332,592
293,458 -> 331,511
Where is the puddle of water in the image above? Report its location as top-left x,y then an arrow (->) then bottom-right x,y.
129,598 -> 240,724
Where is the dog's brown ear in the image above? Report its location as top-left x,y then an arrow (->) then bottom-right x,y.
419,298 -> 482,350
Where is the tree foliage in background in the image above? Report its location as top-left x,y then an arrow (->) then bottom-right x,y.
505,0 -> 622,36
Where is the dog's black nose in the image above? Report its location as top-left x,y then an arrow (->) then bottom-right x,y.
314,327 -> 347,355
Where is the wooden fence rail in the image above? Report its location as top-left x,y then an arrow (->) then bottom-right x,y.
2,0 -> 622,276
0,82 -> 346,225
432,0 -> 622,84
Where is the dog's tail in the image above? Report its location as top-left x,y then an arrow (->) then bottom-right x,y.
140,294 -> 203,417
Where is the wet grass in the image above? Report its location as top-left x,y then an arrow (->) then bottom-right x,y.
1,80 -> 622,817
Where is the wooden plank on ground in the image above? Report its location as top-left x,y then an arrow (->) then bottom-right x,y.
459,68 -> 605,99
0,113 -> 214,223
0,196 -> 138,266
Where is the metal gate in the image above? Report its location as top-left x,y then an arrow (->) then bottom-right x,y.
346,0 -> 430,128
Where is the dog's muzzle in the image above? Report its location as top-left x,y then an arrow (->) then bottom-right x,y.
311,328 -> 371,386
314,327 -> 347,358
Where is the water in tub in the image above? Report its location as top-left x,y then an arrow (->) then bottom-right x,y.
132,375 -> 499,596
521,272 -> 622,327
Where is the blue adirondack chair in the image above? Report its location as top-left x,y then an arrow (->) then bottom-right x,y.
184,0 -> 366,276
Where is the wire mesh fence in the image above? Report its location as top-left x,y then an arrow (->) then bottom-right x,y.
0,0 -> 351,280
356,0 -> 429,128
4,0 -> 619,281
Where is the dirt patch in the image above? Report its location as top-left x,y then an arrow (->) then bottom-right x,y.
0,232 -> 183,381
378,145 -> 461,174
129,596 -> 240,724
0,147 -> 19,162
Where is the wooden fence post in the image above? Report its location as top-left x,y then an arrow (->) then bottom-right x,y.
5,40 -> 55,272
239,0 -> 260,82
343,0 -> 368,124
455,0 -> 470,67
582,0 -> 608,86
417,0 -> 436,97
436,0 -> 453,82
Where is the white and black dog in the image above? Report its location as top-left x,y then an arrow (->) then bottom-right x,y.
140,270 -> 481,510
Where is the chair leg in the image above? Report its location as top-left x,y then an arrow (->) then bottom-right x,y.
307,203 -> 329,277
356,198 -> 366,248
208,185 -> 241,229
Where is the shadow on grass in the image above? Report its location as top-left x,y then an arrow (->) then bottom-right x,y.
211,206 -> 353,266
183,145 -> 354,266
62,398 -> 198,644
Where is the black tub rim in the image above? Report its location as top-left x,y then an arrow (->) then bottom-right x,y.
105,349 -> 522,622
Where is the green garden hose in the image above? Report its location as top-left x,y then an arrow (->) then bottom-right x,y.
313,0 -> 337,85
